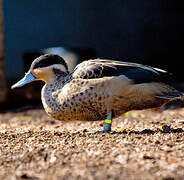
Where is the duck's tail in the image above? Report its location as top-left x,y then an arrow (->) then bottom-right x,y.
155,89 -> 184,100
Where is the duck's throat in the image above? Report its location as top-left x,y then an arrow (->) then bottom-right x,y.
41,80 -> 63,116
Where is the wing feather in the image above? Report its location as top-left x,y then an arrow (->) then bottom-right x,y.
72,59 -> 171,84
71,59 -> 183,100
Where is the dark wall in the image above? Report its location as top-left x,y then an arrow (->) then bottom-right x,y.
3,1 -> 184,80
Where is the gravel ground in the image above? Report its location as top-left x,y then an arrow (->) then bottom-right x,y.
0,107 -> 184,180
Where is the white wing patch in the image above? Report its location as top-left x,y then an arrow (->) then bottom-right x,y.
152,67 -> 167,73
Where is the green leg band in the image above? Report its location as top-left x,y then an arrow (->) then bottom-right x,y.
105,119 -> 112,124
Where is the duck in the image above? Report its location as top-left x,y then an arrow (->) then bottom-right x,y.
11,54 -> 183,133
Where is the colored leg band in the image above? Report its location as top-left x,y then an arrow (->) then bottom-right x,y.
105,119 -> 112,124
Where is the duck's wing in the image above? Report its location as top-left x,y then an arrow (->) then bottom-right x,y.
72,59 -> 183,99
72,59 -> 170,84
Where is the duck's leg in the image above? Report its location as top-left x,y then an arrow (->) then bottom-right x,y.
103,111 -> 113,132
88,111 -> 113,134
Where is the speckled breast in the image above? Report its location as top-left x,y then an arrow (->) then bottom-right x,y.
41,79 -> 112,122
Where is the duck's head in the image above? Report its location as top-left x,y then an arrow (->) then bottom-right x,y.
11,54 -> 69,89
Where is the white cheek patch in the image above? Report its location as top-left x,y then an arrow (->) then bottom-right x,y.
32,64 -> 68,82
35,64 -> 68,75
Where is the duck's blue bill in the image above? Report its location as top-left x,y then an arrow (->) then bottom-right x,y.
11,71 -> 36,89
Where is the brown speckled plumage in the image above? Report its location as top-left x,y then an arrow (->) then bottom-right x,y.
12,54 -> 184,124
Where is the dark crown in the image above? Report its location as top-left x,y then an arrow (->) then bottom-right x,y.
31,54 -> 69,73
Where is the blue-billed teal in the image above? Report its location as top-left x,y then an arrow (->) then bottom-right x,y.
12,54 -> 183,133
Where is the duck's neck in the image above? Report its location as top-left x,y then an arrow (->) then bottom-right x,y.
41,74 -> 72,116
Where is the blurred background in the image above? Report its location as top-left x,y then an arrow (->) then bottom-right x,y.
0,0 -> 184,110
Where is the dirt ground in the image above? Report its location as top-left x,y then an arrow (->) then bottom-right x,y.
0,106 -> 184,180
